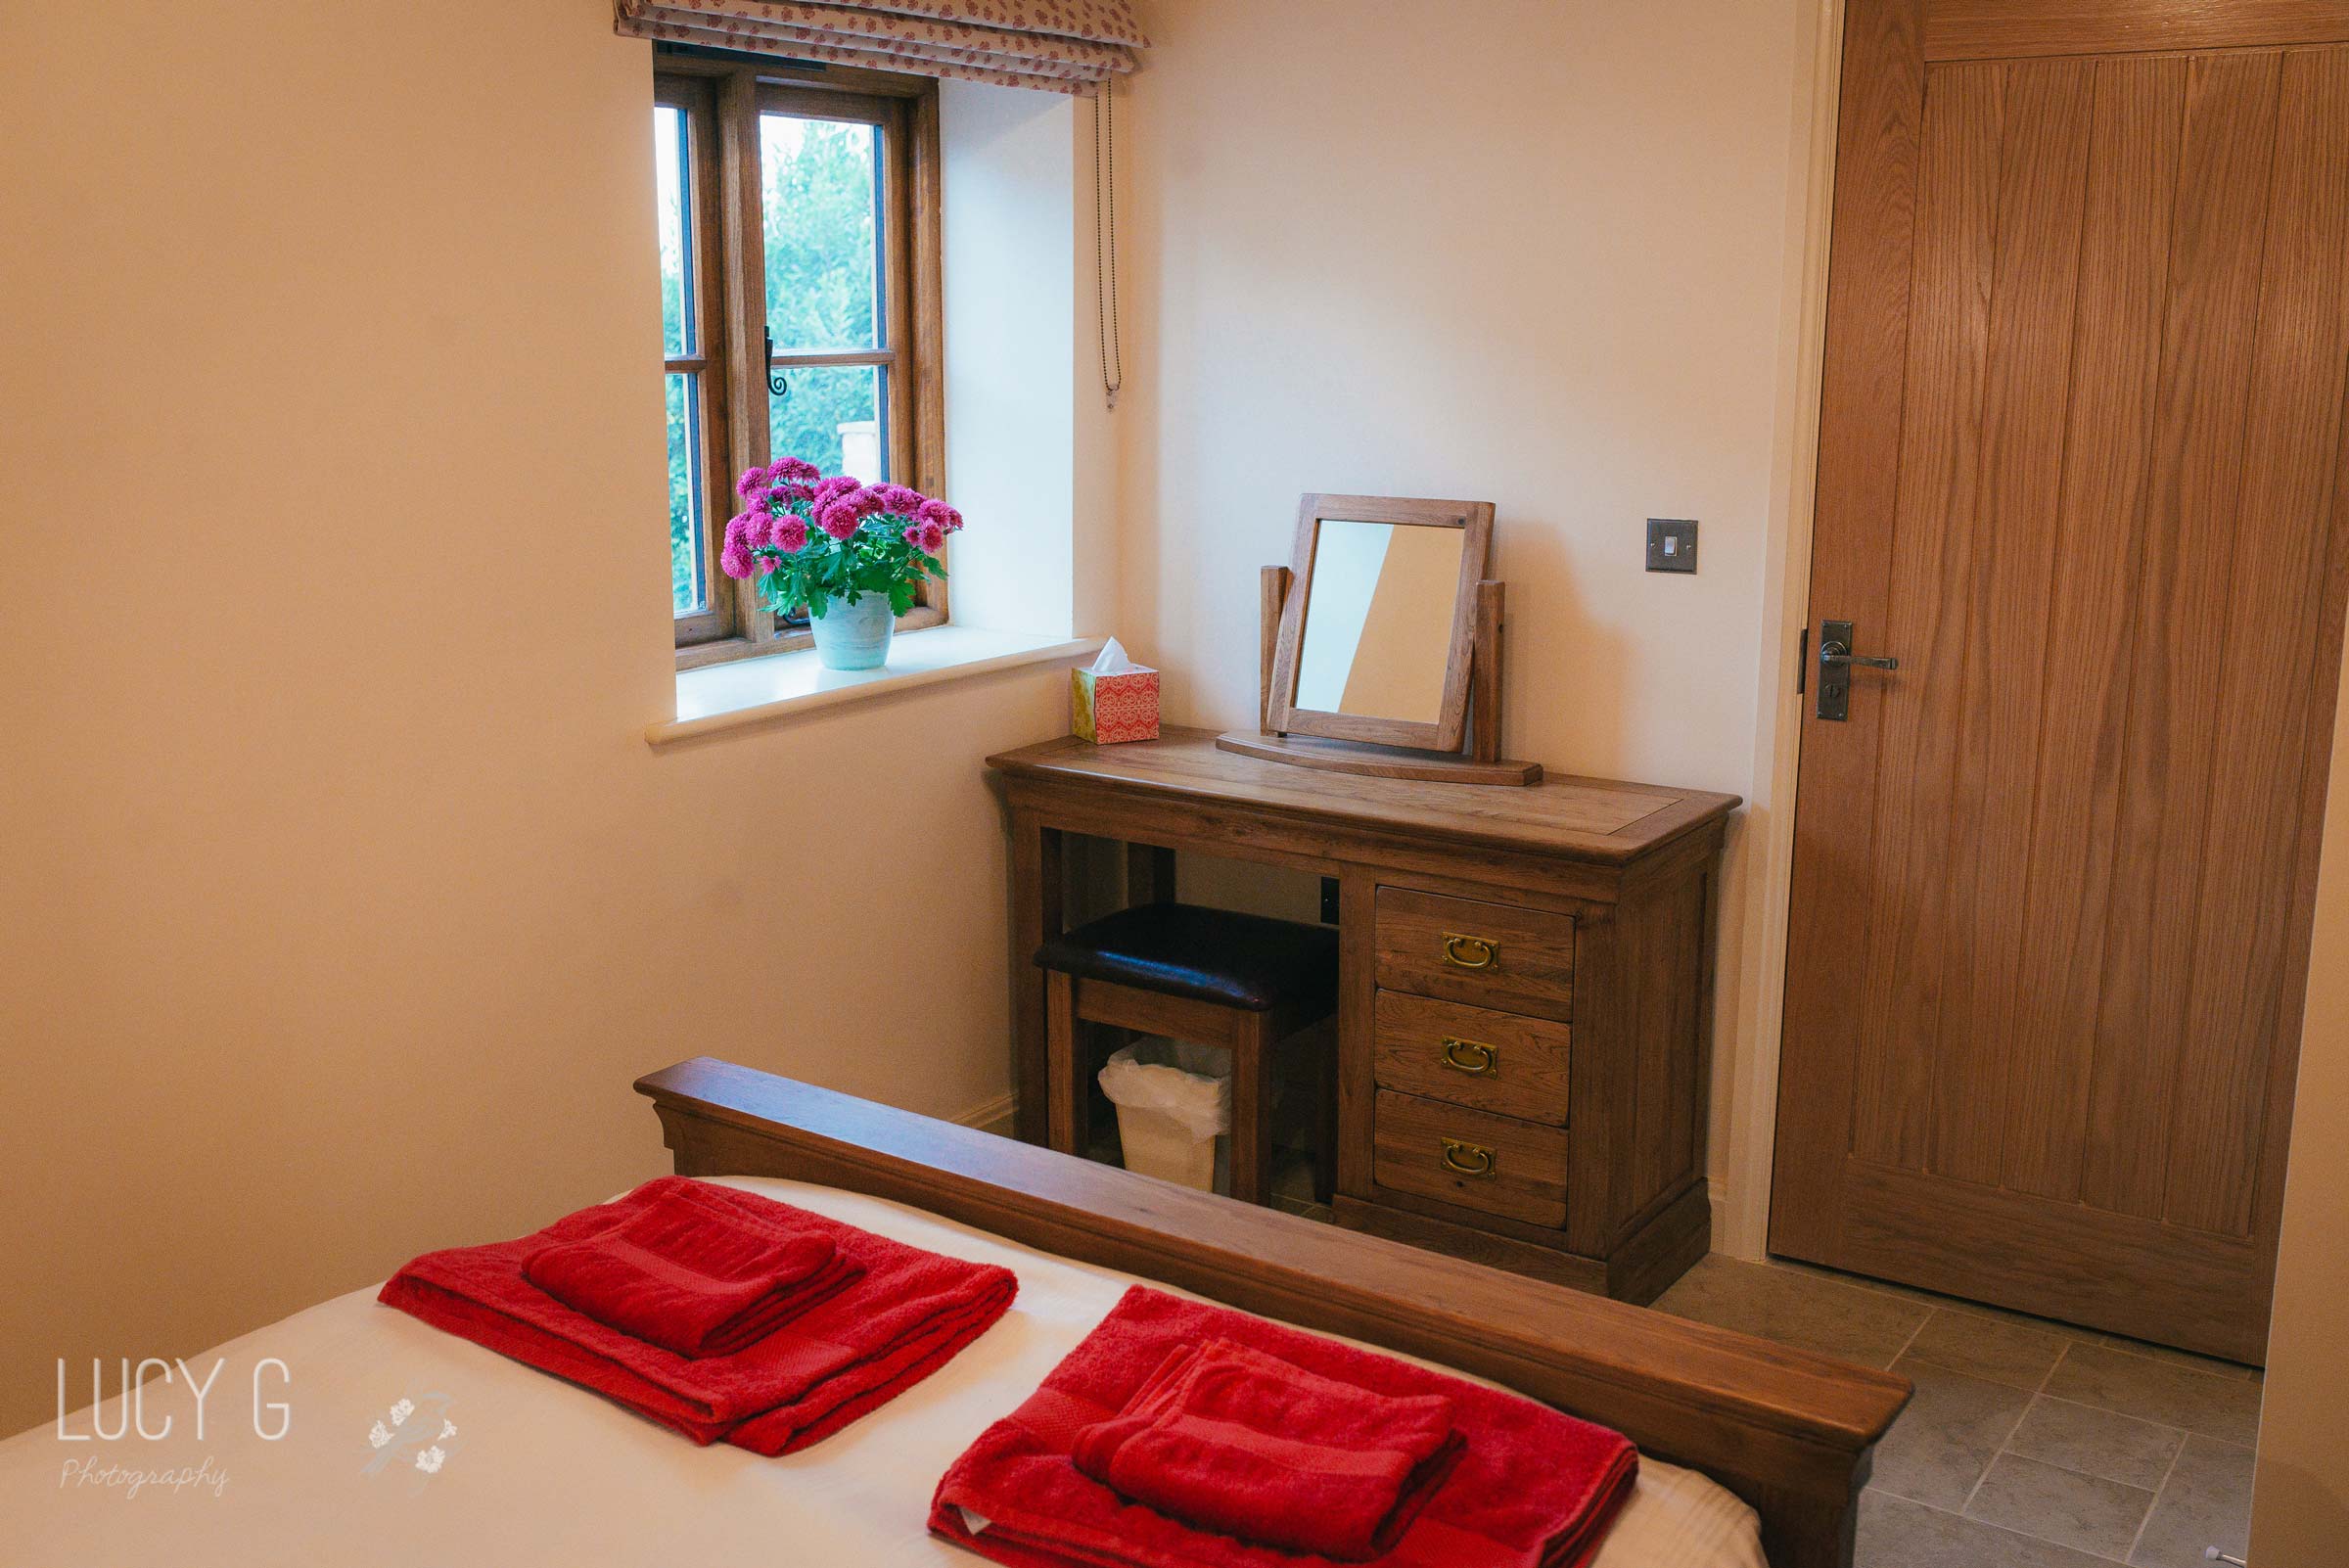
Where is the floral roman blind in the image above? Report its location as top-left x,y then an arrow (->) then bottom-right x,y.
616,0 -> 1148,93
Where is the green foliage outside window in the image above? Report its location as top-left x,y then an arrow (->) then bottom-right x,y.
666,114 -> 887,617
762,117 -> 885,482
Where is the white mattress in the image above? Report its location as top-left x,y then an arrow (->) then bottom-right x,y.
2,1178 -> 1765,1568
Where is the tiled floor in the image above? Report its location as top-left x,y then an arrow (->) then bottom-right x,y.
1650,1256 -> 2263,1568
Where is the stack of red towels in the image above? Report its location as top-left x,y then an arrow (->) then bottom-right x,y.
931,1286 -> 1638,1568
380,1176 -> 1015,1454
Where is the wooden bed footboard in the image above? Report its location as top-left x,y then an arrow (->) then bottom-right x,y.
636,1058 -> 1907,1568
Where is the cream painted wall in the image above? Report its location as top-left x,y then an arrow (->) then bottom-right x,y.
0,0 -> 1095,1439
1110,0 -> 1819,1209
2251,636 -> 2349,1555
944,80 -> 1082,634
940,76 -> 1122,637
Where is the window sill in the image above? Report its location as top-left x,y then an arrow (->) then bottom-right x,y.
676,607 -> 947,671
648,625 -> 1103,748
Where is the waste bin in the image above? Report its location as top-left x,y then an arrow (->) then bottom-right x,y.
1097,1037 -> 1231,1191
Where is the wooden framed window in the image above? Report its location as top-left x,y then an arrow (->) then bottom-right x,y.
657,56 -> 944,669
657,76 -> 733,647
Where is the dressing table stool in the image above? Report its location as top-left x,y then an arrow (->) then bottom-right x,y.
1036,902 -> 1339,1206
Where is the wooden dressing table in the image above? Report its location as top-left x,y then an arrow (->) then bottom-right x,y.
988,726 -> 1739,1303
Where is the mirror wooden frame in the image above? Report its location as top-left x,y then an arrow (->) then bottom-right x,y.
1264,494 -> 1495,754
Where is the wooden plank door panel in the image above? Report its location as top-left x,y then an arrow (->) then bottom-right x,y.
2001,54 -> 2181,1203
1771,0 -> 1928,1268
2169,46 -> 2349,1236
1847,58 -> 2004,1176
2086,50 -> 2283,1225
1839,1163 -> 2261,1352
1775,0 -> 2349,1362
1928,57 -> 2092,1187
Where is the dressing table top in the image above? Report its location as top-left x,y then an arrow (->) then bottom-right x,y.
987,726 -> 1739,867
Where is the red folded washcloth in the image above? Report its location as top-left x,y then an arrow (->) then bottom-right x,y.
380,1176 -> 1016,1454
931,1286 -> 1636,1568
525,1181 -> 861,1358
1070,1338 -> 1461,1560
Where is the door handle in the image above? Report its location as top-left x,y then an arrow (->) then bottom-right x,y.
1816,619 -> 1899,721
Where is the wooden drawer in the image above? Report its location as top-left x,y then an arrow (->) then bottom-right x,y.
1373,1089 -> 1568,1227
1374,887 -> 1575,1022
1372,991 -> 1571,1125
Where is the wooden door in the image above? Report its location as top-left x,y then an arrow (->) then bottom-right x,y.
1773,0 -> 2349,1362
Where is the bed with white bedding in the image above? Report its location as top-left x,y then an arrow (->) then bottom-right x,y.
5,1061 -> 1905,1567
3,1177 -> 1763,1568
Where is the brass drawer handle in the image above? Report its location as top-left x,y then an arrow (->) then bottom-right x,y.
1442,932 -> 1499,970
1440,1137 -> 1497,1179
1440,1037 -> 1498,1077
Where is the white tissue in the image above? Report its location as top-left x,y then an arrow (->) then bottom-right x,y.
1089,637 -> 1141,674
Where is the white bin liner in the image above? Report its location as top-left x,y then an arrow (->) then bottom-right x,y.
1098,1037 -> 1231,1190
1098,1038 -> 1231,1138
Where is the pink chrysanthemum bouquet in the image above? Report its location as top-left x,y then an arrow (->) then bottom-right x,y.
718,458 -> 961,619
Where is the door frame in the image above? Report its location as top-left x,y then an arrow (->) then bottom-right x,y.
1716,0 -> 1849,1261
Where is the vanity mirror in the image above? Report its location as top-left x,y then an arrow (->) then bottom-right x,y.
1290,518 -> 1470,733
1218,494 -> 1542,785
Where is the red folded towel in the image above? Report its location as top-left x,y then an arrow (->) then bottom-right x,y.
931,1286 -> 1636,1568
380,1176 -> 1016,1454
1070,1338 -> 1461,1560
525,1181 -> 861,1358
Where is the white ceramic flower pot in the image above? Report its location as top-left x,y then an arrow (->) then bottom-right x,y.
810,591 -> 893,670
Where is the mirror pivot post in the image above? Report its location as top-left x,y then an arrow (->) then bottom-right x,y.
1472,580 -> 1504,764
1259,565 -> 1291,735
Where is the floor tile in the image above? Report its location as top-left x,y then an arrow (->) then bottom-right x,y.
2006,1395 -> 2184,1491
1965,1452 -> 2153,1559
2046,1343 -> 2263,1447
1856,1489 -> 2116,1568
1651,1255 -> 1929,1367
1905,1308 -> 2070,1390
2131,1435 -> 2255,1567
1870,1353 -> 2036,1510
1701,1257 -> 2264,1567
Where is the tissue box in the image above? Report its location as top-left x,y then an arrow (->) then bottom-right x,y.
1073,663 -> 1160,744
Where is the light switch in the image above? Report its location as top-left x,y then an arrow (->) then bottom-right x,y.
1647,518 -> 1698,574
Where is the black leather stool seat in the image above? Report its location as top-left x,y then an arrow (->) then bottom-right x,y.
1035,902 -> 1339,1012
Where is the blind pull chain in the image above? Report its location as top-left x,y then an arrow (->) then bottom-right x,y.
1094,85 -> 1124,411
